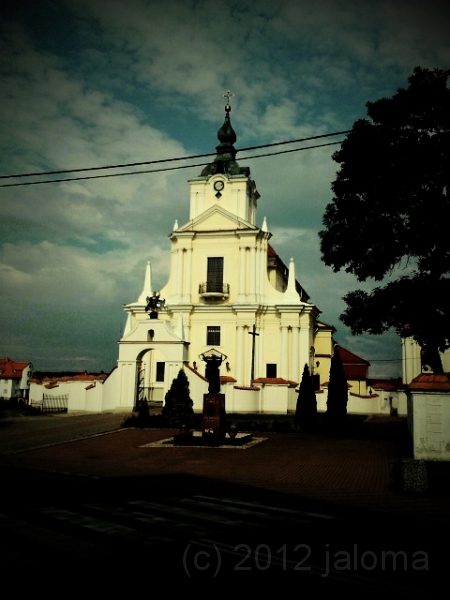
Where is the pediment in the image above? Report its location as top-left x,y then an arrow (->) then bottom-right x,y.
177,205 -> 256,233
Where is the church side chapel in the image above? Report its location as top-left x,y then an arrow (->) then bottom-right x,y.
116,96 -> 334,414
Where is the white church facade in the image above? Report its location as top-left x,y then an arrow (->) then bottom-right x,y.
30,101 -> 423,418
113,101 -> 327,414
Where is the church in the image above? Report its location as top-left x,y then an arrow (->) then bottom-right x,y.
114,98 -> 334,414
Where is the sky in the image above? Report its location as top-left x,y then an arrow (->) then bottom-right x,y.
1,0 -> 449,377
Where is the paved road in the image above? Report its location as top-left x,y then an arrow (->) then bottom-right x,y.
0,490 -> 435,592
0,414 -> 445,591
0,412 -> 126,453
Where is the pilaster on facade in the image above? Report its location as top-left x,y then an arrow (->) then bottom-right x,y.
280,325 -> 289,380
291,325 -> 300,383
175,247 -> 183,302
299,311 -> 314,373
182,247 -> 193,303
237,245 -> 246,302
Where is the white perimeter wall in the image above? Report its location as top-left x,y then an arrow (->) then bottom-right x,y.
408,391 -> 450,461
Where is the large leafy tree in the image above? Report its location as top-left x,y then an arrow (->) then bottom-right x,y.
319,67 -> 450,363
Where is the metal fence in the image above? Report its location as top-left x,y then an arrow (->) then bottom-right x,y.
32,394 -> 69,413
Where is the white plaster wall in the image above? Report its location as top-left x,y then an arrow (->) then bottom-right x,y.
347,394 -> 390,415
29,382 -> 44,404
65,381 -> 87,411
226,387 -> 260,413
397,391 -> 408,417
30,380 -> 106,413
183,368 -> 207,412
441,349 -> 450,372
316,391 -> 327,413
315,389 -> 404,416
31,374 -> 123,414
409,391 -> 450,461
259,384 -> 291,413
101,368 -> 120,411
83,385 -> 104,413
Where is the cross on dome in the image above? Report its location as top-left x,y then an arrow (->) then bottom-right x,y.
223,90 -> 233,112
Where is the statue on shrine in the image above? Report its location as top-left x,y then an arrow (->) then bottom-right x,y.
145,292 -> 165,319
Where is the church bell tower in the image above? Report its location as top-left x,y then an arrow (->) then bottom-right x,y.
188,96 -> 260,224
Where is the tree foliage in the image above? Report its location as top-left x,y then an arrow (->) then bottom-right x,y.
295,364 -> 318,432
162,369 -> 194,427
319,67 -> 450,355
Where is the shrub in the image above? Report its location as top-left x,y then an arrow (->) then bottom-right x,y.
161,369 -> 194,428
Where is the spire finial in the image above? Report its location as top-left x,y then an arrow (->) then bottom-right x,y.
138,261 -> 152,304
223,90 -> 233,114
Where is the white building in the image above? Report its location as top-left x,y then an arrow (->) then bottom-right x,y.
112,102 -> 330,414
32,103 -> 407,417
401,336 -> 450,460
0,357 -> 33,400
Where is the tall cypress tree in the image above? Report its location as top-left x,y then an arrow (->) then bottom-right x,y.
162,369 -> 194,427
324,347 -> 348,433
295,364 -> 318,432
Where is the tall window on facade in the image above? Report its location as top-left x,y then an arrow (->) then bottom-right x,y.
207,326 -> 221,346
207,257 -> 223,293
156,362 -> 165,382
266,364 -> 277,378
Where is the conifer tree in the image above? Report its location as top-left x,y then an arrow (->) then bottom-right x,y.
295,364 -> 318,432
324,347 -> 348,433
162,369 -> 194,427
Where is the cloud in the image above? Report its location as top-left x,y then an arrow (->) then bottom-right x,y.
1,0 -> 447,372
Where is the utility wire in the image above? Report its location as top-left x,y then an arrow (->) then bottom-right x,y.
0,139 -> 346,188
0,130 -> 350,185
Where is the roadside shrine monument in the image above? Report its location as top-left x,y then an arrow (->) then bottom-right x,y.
173,349 -> 252,447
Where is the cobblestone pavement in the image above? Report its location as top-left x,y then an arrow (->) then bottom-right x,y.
0,415 -> 447,590
1,415 -> 448,524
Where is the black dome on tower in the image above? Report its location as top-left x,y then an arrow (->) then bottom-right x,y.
201,100 -> 249,177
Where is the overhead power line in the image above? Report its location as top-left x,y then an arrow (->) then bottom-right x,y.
0,130 -> 350,188
0,141 -> 344,188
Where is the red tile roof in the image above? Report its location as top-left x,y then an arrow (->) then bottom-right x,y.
336,345 -> 369,380
220,375 -> 237,383
408,373 -> 450,391
0,358 -> 30,379
336,345 -> 370,365
233,385 -> 261,391
33,373 -> 107,384
186,364 -> 208,381
44,383 -> 59,389
368,378 -> 404,391
253,377 -> 298,386
316,321 -> 336,331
